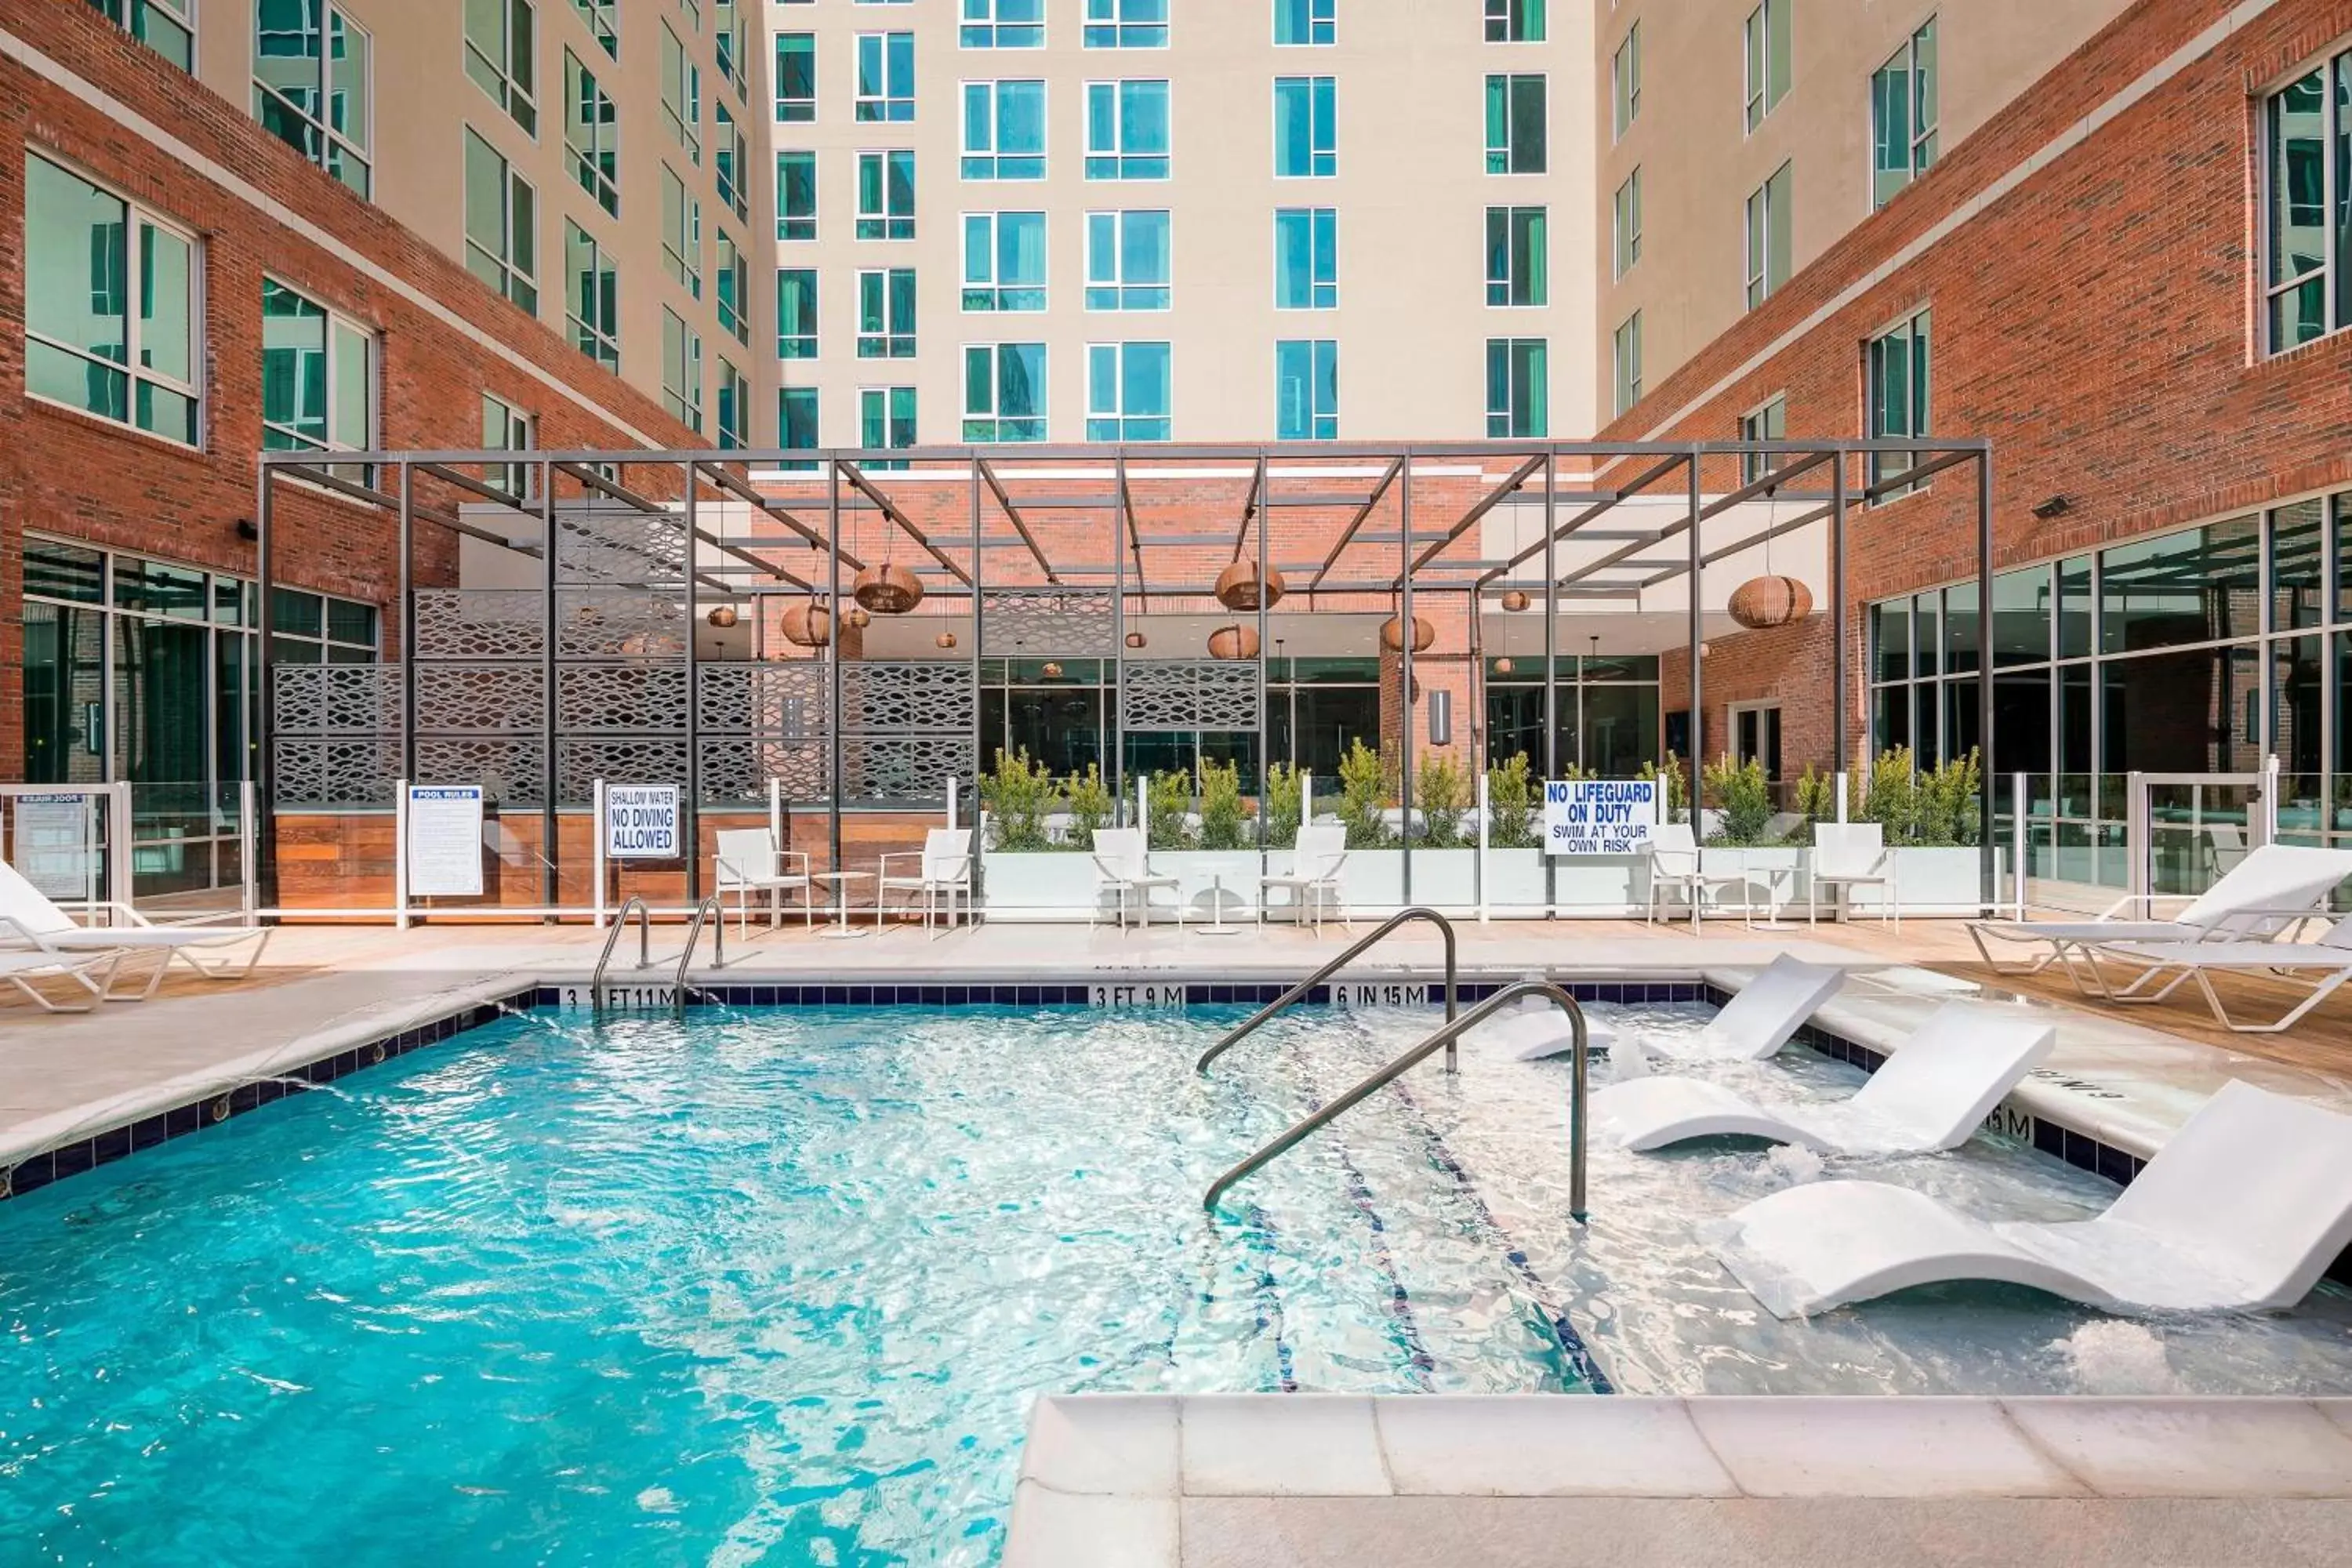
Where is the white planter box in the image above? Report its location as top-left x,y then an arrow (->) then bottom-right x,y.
1409,848 -> 1478,908
979,851 -> 1112,919
1552,855 -> 1646,914
1485,848 -> 1548,910
1343,848 -> 1406,909
1852,846 -> 2005,917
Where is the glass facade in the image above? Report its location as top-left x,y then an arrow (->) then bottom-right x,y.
1485,656 -> 1661,780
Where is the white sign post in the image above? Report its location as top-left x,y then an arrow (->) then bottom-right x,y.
405,784 -> 486,898
1544,779 -> 1659,856
604,784 -> 682,860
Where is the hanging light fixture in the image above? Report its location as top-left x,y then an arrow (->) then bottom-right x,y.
1214,560 -> 1287,612
1125,630 -> 1147,649
1380,612 -> 1436,653
1728,483 -> 1814,630
1207,624 -> 1260,660
935,630 -> 958,649
1500,590 -> 1532,612
853,561 -> 924,614
706,604 -> 739,629
1041,661 -> 1065,680
842,604 -> 872,630
1494,655 -> 1515,676
781,599 -> 832,648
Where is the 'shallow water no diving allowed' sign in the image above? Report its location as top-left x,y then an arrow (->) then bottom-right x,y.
604,784 -> 681,859
1543,779 -> 1659,855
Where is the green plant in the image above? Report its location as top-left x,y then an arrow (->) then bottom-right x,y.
1639,753 -> 1690,824
1263,761 -> 1304,848
1414,751 -> 1472,848
1146,769 -> 1194,851
1701,753 -> 1775,846
1486,752 -> 1540,850
978,748 -> 1060,852
1921,747 -> 1984,847
1335,738 -> 1396,849
1063,762 -> 1113,849
1196,757 -> 1248,850
1794,764 -> 1836,830
1858,746 -> 1922,844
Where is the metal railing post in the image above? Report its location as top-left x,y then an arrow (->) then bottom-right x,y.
1196,906 -> 1459,1076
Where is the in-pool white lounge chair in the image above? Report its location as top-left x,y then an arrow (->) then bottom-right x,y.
0,859 -> 271,1000
1090,829 -> 1181,930
1259,823 -> 1350,931
1472,989 -> 1620,1060
1648,953 -> 1846,1062
1593,1003 -> 2055,1154
1709,1080 -> 2352,1318
2078,913 -> 2352,1034
879,829 -> 974,933
0,949 -> 128,1013
1965,843 -> 2352,994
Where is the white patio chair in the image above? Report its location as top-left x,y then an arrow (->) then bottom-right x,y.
0,858 -> 271,1001
1595,1004 -> 2055,1155
1643,823 -> 1745,931
1808,822 -> 1899,927
2078,913 -> 2352,1033
1259,823 -> 1351,932
879,829 -> 975,934
1709,1080 -> 2352,1318
1090,829 -> 1181,931
0,949 -> 129,1013
711,828 -> 813,934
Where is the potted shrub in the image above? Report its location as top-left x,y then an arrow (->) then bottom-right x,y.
978,749 -> 1098,916
1167,758 -> 1263,922
1847,746 -> 2002,916
1484,752 -> 1551,909
1700,753 -> 1805,918
1334,738 -> 1405,908
1410,750 -> 1479,907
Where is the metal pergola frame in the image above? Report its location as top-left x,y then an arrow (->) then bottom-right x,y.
255,437 -> 1994,916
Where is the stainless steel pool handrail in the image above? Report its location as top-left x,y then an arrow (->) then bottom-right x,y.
590,897 -> 652,1010
1203,981 -> 1591,1220
672,895 -> 727,1014
1194,907 -> 1459,1077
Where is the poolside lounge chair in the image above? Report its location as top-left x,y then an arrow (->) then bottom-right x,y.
1646,953 -> 1846,1062
879,829 -> 974,933
1593,1003 -> 2054,1154
1709,1080 -> 2352,1318
0,949 -> 128,1013
1260,823 -> 1350,931
0,859 -> 271,1000
713,828 -> 814,933
2078,913 -> 2352,1033
1964,843 -> 2352,994
1809,822 -> 1899,927
1090,829 -> 1181,930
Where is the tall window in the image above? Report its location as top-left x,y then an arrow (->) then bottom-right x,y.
89,0 -> 194,70
858,267 -> 916,357
662,23 -> 700,162
717,103 -> 749,221
465,0 -> 538,134
779,386 -> 819,468
858,150 -> 916,238
1085,80 -> 1171,179
856,32 -> 915,121
717,358 -> 748,449
964,80 -> 1047,179
1867,307 -> 1931,492
964,0 -> 1044,49
964,343 -> 1047,441
777,267 -> 818,358
963,212 -> 1047,311
1743,1 -> 1789,132
481,392 -> 534,500
1612,169 -> 1642,278
1610,24 -> 1639,140
1484,0 -> 1541,44
1085,209 -> 1171,310
574,0 -> 616,59
1871,16 -> 1937,209
715,0 -> 748,96
566,50 -> 619,217
464,129 -> 538,312
1087,342 -> 1171,440
565,221 -> 619,371
1275,0 -> 1335,46
24,156 -> 200,446
1486,338 -> 1547,437
662,307 -> 702,432
1485,74 -> 1545,173
1486,206 -> 1547,307
717,232 -> 749,344
1739,394 -> 1787,483
1086,0 -> 1167,49
1274,77 -> 1336,177
1744,160 -> 1791,309
1611,311 -> 1641,417
662,165 -> 702,296
777,150 -> 816,240
1274,208 -> 1337,308
776,33 -> 815,121
2264,49 -> 2352,352
1276,339 -> 1337,439
862,387 -> 918,458
262,278 -> 375,477
253,0 -> 374,197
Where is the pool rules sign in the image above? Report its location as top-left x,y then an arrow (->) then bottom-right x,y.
604,784 -> 682,859
1544,779 -> 1659,855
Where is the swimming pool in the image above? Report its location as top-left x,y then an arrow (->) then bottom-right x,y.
3,999 -> 2350,1565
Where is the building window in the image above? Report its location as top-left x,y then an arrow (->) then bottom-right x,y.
465,0 -> 537,135
1612,169 -> 1642,278
715,0 -> 748,96
566,50 -> 620,217
964,80 -> 1047,179
253,0 -> 374,198
1274,207 -> 1337,308
777,150 -> 816,240
779,385 -> 818,469
24,156 -> 201,447
1743,0 -> 1788,133
1485,205 -> 1547,307
2264,49 -> 2352,353
858,150 -> 916,238
858,267 -> 916,357
1274,77 -> 1336,177
1276,339 -> 1337,439
1276,0 -> 1335,47
964,343 -> 1047,441
1610,311 -> 1641,417
1086,0 -> 1167,49
1610,23 -> 1639,141
717,232 -> 749,344
565,221 -> 619,371
1087,342 -> 1171,441
1744,159 -> 1791,309
1085,209 -> 1171,310
662,307 -> 702,431
1739,394 -> 1786,484
1871,16 -> 1937,209
574,0 -> 615,59
261,278 -> 374,475
963,212 -> 1047,311
481,392 -> 534,499
662,164 -> 702,297
87,0 -> 194,70
964,0 -> 1043,49
856,32 -> 915,122
1483,0 -> 1541,44
1867,307 -> 1931,493
1485,74 -> 1545,173
717,103 -> 749,222
717,358 -> 747,449
464,129 -> 538,312
1486,338 -> 1547,437
1085,80 -> 1171,179
776,33 -> 815,122
861,386 -> 917,459
661,22 -> 700,162
777,268 -> 818,358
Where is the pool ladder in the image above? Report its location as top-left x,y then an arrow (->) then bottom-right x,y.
1195,907 -> 1461,1077
589,895 -> 725,1014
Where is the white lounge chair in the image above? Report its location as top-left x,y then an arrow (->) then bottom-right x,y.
1090,829 -> 1181,930
1472,991 -> 1619,1059
0,859 -> 270,1001
712,828 -> 814,934
2079,913 -> 2352,1033
0,949 -> 128,1014
1965,843 -> 2352,995
1649,953 -> 1846,1062
1709,1080 -> 2352,1318
1809,822 -> 1899,927
879,828 -> 974,932
1644,823 -> 1748,931
1260,823 -> 1350,931
1594,1003 -> 2055,1154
